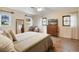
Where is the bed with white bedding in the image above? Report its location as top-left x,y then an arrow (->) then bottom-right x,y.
14,32 -> 53,52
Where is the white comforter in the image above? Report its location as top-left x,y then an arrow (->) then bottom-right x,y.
16,32 -> 48,41
14,32 -> 53,52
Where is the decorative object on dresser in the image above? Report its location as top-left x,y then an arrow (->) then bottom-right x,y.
47,19 -> 58,36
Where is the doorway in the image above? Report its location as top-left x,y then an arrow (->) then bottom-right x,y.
16,19 -> 24,34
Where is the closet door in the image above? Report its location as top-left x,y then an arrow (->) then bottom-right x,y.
16,19 -> 24,34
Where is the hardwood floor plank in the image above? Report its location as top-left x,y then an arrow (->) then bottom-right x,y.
51,36 -> 79,52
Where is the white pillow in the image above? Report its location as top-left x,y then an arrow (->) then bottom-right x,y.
0,34 -> 16,52
3,30 -> 13,41
9,30 -> 17,41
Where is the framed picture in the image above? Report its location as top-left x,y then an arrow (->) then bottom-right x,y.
62,15 -> 71,26
42,17 -> 47,26
26,18 -> 31,22
26,17 -> 33,26
0,14 -> 11,26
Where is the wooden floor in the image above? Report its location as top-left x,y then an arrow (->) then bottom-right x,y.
51,36 -> 79,52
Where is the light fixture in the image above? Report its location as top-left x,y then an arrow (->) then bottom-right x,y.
37,7 -> 43,12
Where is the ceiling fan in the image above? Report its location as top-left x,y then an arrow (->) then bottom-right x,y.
31,7 -> 44,12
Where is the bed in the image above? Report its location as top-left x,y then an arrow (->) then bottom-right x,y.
14,32 -> 53,52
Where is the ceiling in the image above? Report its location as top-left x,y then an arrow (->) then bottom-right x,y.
10,7 -> 78,16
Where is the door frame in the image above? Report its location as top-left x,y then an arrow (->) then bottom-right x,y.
16,19 -> 24,34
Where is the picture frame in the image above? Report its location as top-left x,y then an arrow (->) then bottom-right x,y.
62,15 -> 71,26
26,17 -> 33,26
0,13 -> 11,26
42,17 -> 47,26
26,18 -> 31,22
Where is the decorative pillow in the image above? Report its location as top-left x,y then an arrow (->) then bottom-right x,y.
9,30 -> 17,41
0,34 -> 16,52
3,30 -> 13,41
0,30 -> 4,34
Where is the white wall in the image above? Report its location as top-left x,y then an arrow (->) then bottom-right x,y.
0,7 -> 78,39
32,10 -> 78,39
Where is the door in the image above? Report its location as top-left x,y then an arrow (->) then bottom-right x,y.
16,19 -> 24,34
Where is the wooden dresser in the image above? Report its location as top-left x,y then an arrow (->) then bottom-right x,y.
47,19 -> 58,36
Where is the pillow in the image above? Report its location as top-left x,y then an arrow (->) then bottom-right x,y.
0,34 -> 16,52
34,27 -> 39,32
3,30 -> 13,41
0,30 -> 4,34
9,30 -> 17,41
